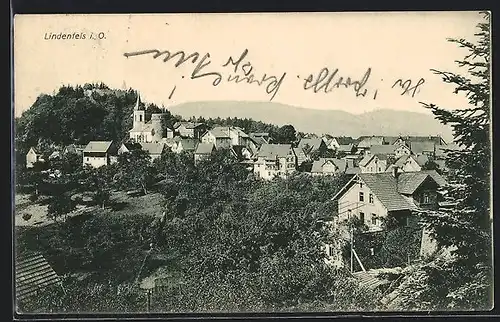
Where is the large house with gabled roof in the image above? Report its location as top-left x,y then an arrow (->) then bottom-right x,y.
83,141 -> 118,168
332,168 -> 447,232
253,144 -> 297,180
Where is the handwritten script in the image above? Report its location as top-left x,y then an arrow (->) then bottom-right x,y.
123,48 -> 425,102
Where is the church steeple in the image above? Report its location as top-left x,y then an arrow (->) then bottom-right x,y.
134,92 -> 143,111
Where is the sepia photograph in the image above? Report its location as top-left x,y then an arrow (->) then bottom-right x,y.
13,11 -> 492,315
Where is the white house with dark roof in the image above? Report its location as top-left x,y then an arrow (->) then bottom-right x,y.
83,141 -> 117,168
387,154 -> 429,173
356,136 -> 385,154
253,144 -> 297,180
359,154 -> 390,174
332,169 -> 447,232
297,137 -> 328,158
174,138 -> 198,153
311,158 -> 347,176
201,127 -> 232,149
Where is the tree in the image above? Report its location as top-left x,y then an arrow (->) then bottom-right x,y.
47,193 -> 76,222
117,150 -> 157,195
393,12 -> 492,310
272,124 -> 297,144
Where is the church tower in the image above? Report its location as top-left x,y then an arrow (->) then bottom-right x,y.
132,92 -> 145,130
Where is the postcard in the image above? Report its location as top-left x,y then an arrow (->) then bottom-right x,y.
13,12 -> 492,315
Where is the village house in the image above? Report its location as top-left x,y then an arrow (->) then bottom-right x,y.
249,132 -> 270,143
253,144 -> 297,180
129,94 -> 168,143
200,127 -> 232,149
394,135 -> 447,147
311,158 -> 347,176
325,136 -> 355,150
293,147 -> 308,169
173,121 -> 208,139
26,147 -> 44,168
337,144 -> 356,155
332,168 -> 447,232
162,137 -> 181,152
231,145 -> 253,161
63,144 -> 85,155
298,137 -> 328,159
173,138 -> 198,153
194,142 -> 216,164
367,144 -> 411,158
359,154 -> 390,174
82,141 -> 118,168
409,142 -> 437,157
117,142 -> 141,155
356,136 -> 385,154
387,154 -> 429,173
139,142 -> 166,161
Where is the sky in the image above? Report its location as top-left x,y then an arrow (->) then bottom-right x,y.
13,12 -> 485,118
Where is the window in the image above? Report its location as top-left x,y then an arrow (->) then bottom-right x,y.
359,182 -> 363,188
359,212 -> 365,223
359,192 -> 364,202
423,193 -> 431,204
328,245 -> 335,257
86,157 -> 89,161
369,193 -> 374,203
139,114 -> 143,122
371,214 -> 377,225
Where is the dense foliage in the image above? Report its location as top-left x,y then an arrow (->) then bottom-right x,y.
390,12 -> 492,310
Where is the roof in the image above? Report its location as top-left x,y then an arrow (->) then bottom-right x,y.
195,142 -> 215,154
359,154 -> 388,167
335,136 -> 355,145
256,144 -> 294,160
292,147 -> 308,166
178,138 -> 198,151
249,135 -> 269,146
311,158 -> 346,173
174,121 -> 205,129
140,142 -> 166,155
435,143 -> 462,157
249,132 -> 269,137
394,154 -> 429,168
346,167 -> 361,174
206,127 -> 231,138
130,121 -> 153,133
357,136 -> 385,148
27,147 -> 40,154
369,145 -> 397,155
16,251 -> 62,301
298,138 -> 325,152
409,142 -> 436,154
337,144 -> 354,152
83,141 -> 114,153
353,267 -> 402,291
64,144 -> 85,154
357,173 -> 419,211
336,170 -> 448,211
133,92 -> 143,111
399,135 -> 446,145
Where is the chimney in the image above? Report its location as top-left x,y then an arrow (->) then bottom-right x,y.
392,166 -> 401,180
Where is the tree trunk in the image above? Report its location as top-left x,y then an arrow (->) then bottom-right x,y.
142,183 -> 147,195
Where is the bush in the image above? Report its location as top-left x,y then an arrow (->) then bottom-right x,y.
28,194 -> 39,202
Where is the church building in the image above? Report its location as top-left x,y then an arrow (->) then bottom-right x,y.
129,93 -> 167,143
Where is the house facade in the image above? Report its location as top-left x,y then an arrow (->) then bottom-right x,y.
201,128 -> 232,149
311,158 -> 347,176
26,147 -> 42,168
82,141 -> 117,168
332,169 -> 446,232
253,144 -> 297,180
174,122 -> 208,139
359,154 -> 389,173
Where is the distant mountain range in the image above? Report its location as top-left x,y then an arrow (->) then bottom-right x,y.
168,101 -> 454,143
